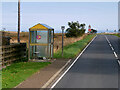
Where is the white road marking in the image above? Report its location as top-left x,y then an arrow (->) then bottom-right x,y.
50,35 -> 97,89
42,59 -> 71,88
114,52 -> 118,58
105,35 -> 119,60
109,44 -> 112,47
111,47 -> 114,51
118,60 -> 120,65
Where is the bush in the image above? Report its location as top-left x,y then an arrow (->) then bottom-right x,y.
65,21 -> 86,37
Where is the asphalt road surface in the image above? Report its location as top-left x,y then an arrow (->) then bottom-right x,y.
53,35 -> 119,89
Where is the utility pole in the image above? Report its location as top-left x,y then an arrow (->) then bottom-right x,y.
18,0 -> 20,43
61,26 -> 65,57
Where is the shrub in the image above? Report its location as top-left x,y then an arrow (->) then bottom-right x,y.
65,21 -> 86,37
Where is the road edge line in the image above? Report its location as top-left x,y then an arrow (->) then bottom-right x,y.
50,35 -> 97,89
41,59 -> 71,88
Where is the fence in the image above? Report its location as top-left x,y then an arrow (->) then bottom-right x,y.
0,43 -> 26,66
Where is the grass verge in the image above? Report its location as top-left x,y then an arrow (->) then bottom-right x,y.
104,33 -> 120,37
0,70 -> 1,90
54,34 -> 96,59
2,62 -> 51,88
112,34 -> 120,37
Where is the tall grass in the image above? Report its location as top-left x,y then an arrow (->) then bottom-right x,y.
54,34 -> 96,59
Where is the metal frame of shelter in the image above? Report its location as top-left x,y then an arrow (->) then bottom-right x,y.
28,23 -> 54,60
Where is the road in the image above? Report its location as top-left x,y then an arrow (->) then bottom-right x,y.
52,35 -> 119,89
106,35 -> 120,60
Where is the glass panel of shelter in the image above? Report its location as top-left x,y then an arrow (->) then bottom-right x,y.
51,30 -> 54,57
30,29 -> 53,59
30,30 -> 48,59
30,46 -> 48,59
48,30 -> 54,58
30,31 -> 48,44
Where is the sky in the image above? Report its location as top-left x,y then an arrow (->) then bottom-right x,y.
118,2 -> 120,31
1,2 -> 118,33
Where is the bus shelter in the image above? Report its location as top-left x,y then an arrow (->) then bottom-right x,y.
29,23 -> 54,60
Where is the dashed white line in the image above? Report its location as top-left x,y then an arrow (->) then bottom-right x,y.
50,35 -> 97,89
111,47 -> 114,51
105,35 -> 119,64
113,52 -> 118,59
109,44 -> 112,47
118,60 -> 120,65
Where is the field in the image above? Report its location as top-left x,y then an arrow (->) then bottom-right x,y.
3,31 -> 86,52
112,34 -> 120,37
54,34 -> 96,58
100,33 -> 120,37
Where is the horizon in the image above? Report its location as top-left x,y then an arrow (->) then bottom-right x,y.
1,29 -> 116,33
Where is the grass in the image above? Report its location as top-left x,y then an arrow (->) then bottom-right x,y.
2,62 -> 51,88
103,33 -> 120,37
54,34 -> 96,59
0,70 -> 1,90
112,34 -> 120,37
